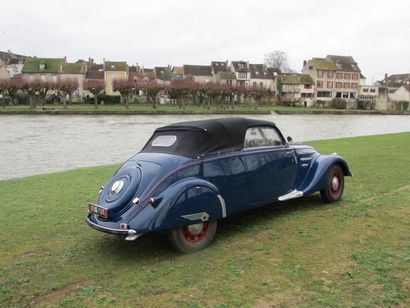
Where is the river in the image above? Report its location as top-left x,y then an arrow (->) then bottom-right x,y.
0,114 -> 409,180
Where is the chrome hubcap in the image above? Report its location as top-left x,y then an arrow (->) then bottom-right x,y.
187,223 -> 203,235
111,180 -> 124,195
331,176 -> 339,191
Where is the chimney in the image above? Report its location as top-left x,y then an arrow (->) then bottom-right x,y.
64,56 -> 67,63
303,60 -> 307,67
384,73 -> 388,81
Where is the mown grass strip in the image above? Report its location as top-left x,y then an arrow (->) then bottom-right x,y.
0,133 -> 409,307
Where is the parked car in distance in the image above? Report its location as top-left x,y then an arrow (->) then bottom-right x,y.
86,118 -> 351,253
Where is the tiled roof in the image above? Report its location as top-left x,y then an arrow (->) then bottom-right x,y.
128,65 -> 138,73
249,64 -> 272,79
279,73 -> 314,85
231,61 -> 250,72
309,58 -> 336,71
183,65 -> 212,76
89,63 -> 104,71
85,71 -> 104,80
211,61 -> 228,74
155,67 -> 171,81
380,73 -> 410,88
22,57 -> 65,73
62,62 -> 86,74
104,61 -> 128,71
326,55 -> 361,72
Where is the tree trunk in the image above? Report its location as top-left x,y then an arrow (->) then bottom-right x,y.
94,95 -> 98,109
125,95 -> 129,109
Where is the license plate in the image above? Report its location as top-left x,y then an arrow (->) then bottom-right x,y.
88,203 -> 108,219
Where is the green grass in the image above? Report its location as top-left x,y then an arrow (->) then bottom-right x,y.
1,133 -> 409,307
0,103 -> 408,115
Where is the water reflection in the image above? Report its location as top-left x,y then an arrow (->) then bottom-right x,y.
0,114 -> 409,180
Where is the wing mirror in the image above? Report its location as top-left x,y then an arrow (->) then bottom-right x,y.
287,136 -> 293,144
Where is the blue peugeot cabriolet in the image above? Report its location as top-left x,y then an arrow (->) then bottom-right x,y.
87,118 -> 351,253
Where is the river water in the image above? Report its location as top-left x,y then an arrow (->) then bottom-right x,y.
0,114 -> 409,180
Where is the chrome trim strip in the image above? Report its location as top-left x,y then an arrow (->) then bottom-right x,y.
86,214 -> 141,241
182,212 -> 209,222
278,190 -> 303,201
217,194 -> 227,218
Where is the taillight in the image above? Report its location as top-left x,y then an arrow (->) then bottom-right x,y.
87,203 -> 108,219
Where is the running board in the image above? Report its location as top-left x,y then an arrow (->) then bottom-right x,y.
278,190 -> 303,201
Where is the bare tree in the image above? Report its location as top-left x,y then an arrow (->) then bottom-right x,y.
84,79 -> 105,108
57,79 -> 78,109
264,50 -> 291,73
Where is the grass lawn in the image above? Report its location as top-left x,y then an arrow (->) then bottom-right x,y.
0,133 -> 409,307
0,103 -> 408,115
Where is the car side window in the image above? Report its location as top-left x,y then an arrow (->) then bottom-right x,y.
244,126 -> 283,148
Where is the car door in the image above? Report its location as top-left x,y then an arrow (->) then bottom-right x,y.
243,126 -> 298,206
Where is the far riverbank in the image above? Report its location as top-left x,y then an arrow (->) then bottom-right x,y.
0,103 -> 408,115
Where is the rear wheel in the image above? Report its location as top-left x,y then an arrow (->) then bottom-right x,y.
320,164 -> 344,203
168,221 -> 217,253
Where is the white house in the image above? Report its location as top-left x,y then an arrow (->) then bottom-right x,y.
274,73 -> 315,107
249,64 -> 274,90
0,64 -> 10,80
183,65 -> 213,83
230,61 -> 251,87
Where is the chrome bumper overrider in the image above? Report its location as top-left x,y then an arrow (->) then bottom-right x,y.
86,215 -> 142,241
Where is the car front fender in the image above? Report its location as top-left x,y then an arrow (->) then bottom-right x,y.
298,154 -> 351,196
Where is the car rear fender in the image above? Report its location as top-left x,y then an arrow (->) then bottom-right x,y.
169,178 -> 226,229
298,154 -> 351,195
127,177 -> 224,233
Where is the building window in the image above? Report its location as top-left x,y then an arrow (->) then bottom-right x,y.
304,84 -> 312,89
351,83 -> 358,89
317,91 -> 331,97
344,73 -> 351,80
350,93 -> 356,99
370,88 -> 376,93
238,72 -> 247,79
309,66 -> 313,70
253,82 -> 257,86
327,81 -> 333,88
317,70 -> 324,78
336,73 -> 343,79
352,74 -> 359,80
327,71 -> 334,78
317,80 -> 323,88
336,82 -> 342,88
363,88 -> 369,92
260,82 -> 263,87
335,92 -> 342,98
342,92 -> 349,98
343,82 -> 350,89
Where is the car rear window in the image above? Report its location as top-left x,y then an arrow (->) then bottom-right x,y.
151,135 -> 177,147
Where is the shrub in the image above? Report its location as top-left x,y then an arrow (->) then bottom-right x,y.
330,99 -> 347,109
96,94 -> 121,104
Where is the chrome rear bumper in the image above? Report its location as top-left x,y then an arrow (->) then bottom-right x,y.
86,214 -> 142,241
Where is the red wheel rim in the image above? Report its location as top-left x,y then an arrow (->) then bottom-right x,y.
329,170 -> 343,198
182,222 -> 209,243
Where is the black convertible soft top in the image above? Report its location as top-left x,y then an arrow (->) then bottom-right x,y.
142,117 -> 281,157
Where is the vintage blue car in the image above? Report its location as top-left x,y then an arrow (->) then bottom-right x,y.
87,118 -> 351,253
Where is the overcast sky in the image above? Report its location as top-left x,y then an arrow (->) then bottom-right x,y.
1,0 -> 409,82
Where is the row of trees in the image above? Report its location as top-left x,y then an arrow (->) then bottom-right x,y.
0,77 -> 275,109
0,78 -> 79,108
113,79 -> 275,109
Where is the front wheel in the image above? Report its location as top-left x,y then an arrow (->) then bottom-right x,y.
167,221 -> 217,253
320,164 -> 344,203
